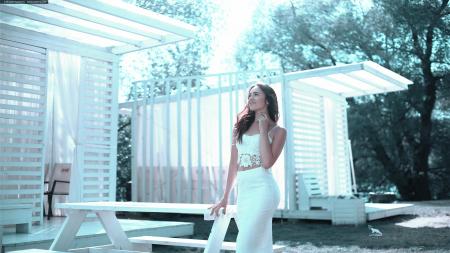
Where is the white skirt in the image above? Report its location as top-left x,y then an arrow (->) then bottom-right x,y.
235,167 -> 280,253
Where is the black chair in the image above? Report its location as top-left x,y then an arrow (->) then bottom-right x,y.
44,163 -> 71,220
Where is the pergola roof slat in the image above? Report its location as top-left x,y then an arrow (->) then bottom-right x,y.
31,3 -> 165,42
345,71 -> 390,93
0,5 -> 142,46
66,0 -> 198,39
285,61 -> 413,98
322,76 -> 370,96
111,35 -> 189,55
362,61 -> 410,90
284,63 -> 364,81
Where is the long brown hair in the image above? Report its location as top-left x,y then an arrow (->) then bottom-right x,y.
234,83 -> 279,143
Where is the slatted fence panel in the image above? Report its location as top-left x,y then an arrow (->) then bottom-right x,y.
289,88 -> 328,209
78,57 -> 118,202
333,98 -> 352,195
0,38 -> 48,223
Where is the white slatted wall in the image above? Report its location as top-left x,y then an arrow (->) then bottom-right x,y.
288,84 -> 353,210
290,87 -> 328,202
78,57 -> 118,202
333,98 -> 352,195
0,39 -> 48,223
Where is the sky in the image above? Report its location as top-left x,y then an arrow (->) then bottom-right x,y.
208,0 -> 268,73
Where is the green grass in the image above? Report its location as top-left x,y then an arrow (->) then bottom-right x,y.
130,201 -> 450,253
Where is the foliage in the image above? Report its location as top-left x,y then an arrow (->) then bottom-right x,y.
116,114 -> 132,201
236,0 -> 450,199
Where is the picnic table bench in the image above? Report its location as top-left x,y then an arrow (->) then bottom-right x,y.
50,202 -> 285,253
0,203 -> 33,234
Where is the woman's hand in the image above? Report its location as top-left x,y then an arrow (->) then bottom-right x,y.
256,112 -> 269,133
208,198 -> 228,216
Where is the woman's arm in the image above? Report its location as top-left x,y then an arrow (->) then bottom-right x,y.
209,133 -> 239,215
260,127 -> 287,169
222,137 -> 239,201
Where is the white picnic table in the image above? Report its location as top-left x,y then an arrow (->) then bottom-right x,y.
50,202 -> 236,253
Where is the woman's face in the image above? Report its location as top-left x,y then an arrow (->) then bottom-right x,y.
247,86 -> 267,112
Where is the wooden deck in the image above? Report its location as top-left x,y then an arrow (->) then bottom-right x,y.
2,217 -> 193,252
274,203 -> 414,221
365,203 -> 414,221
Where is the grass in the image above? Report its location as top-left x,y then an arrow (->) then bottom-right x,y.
124,200 -> 450,253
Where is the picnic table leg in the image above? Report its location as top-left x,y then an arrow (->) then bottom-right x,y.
204,215 -> 232,253
16,222 -> 31,233
50,210 -> 87,251
96,211 -> 133,250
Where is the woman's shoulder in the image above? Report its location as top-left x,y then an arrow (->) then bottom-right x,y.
269,125 -> 286,139
275,125 -> 286,135
271,124 -> 286,132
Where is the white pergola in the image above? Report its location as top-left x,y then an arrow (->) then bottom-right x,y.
0,0 -> 197,224
0,0 -> 197,54
282,61 -> 412,217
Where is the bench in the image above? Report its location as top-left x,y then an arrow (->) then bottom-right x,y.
295,173 -> 330,210
130,235 -> 286,252
295,173 -> 366,225
0,203 -> 33,233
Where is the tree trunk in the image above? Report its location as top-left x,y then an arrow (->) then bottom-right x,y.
407,7 -> 442,199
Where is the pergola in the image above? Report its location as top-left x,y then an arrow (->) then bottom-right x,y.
0,0 -> 197,224
0,0 -> 197,54
282,62 -> 412,216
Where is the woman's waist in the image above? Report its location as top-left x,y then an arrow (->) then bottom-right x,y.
237,164 -> 268,172
237,166 -> 273,177
237,167 -> 278,189
237,152 -> 262,168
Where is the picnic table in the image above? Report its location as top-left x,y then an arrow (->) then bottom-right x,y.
50,202 -> 235,253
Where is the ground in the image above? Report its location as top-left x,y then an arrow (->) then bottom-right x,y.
123,200 -> 450,253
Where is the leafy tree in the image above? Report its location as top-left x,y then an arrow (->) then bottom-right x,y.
236,0 -> 450,200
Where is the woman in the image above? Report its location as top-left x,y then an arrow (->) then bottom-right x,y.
209,83 -> 287,253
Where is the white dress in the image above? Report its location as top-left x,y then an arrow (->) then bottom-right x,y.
235,132 -> 280,253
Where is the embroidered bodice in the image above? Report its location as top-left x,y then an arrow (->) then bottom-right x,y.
236,133 -> 273,169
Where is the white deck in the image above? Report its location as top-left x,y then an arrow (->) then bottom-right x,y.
2,217 -> 193,252
365,203 -> 414,221
274,203 -> 414,221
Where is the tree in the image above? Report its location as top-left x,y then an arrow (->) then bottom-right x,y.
236,0 -> 450,200
116,114 -> 131,201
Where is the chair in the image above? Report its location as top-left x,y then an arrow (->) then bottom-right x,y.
44,163 -> 71,220
295,172 -> 331,210
43,164 -> 51,217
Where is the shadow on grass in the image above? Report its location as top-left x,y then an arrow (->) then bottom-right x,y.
118,213 -> 450,252
271,215 -> 450,252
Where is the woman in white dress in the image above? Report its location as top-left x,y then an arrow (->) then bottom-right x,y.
209,83 -> 287,253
